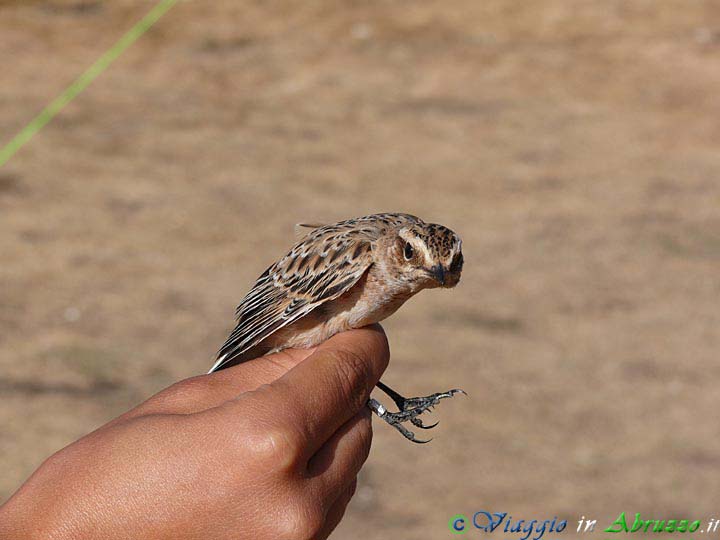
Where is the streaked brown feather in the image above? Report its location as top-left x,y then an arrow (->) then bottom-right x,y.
212,215 -> 422,371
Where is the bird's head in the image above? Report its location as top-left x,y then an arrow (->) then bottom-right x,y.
390,222 -> 463,290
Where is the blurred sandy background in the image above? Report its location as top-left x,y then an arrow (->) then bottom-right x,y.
2,0 -> 720,537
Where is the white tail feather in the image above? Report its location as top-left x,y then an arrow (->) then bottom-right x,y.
208,353 -> 228,374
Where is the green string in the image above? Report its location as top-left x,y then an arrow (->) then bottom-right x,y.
0,0 -> 180,168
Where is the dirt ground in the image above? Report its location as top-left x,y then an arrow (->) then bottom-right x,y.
2,0 -> 720,537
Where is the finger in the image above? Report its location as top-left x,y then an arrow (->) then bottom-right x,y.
249,324 -> 389,455
307,408 -> 372,498
316,478 -> 357,540
107,347 -> 316,425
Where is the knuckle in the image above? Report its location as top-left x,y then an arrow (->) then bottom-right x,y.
221,385 -> 306,472
241,421 -> 303,471
328,348 -> 372,411
276,501 -> 324,540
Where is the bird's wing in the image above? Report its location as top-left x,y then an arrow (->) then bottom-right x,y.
210,228 -> 375,372
296,221 -> 328,230
294,222 -> 327,240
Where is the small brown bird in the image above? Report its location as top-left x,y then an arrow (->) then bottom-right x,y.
210,213 -> 465,442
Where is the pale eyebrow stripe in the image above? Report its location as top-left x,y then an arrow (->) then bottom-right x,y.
0,0 -> 179,168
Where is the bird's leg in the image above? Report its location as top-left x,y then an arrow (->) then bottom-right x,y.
377,381 -> 465,423
376,381 -> 438,430
367,381 -> 466,444
367,398 -> 429,443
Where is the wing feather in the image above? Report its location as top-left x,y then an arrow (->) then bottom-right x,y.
211,226 -> 376,372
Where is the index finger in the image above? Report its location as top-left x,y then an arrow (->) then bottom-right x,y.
108,347 -> 318,424
259,325 -> 389,455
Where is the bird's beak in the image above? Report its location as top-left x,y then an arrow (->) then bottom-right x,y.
430,264 -> 446,286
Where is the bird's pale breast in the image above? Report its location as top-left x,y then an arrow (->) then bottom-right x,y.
265,266 -> 411,352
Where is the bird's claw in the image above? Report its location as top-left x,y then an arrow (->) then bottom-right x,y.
367,388 -> 466,444
411,417 -> 438,430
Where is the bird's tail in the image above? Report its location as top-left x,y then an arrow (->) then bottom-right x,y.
207,354 -> 229,374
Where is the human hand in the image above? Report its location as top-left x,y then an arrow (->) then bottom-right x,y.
0,326 -> 389,540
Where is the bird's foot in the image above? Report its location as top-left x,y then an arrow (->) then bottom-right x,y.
367,389 -> 466,444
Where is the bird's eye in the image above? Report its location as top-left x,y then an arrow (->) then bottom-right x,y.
403,242 -> 414,260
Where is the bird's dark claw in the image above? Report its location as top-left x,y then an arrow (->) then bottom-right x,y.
367,388 -> 466,443
367,398 -> 431,443
411,417 -> 439,430
393,420 -> 432,444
